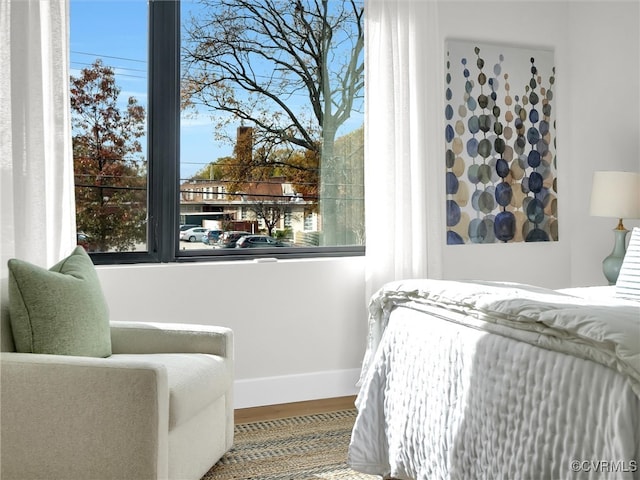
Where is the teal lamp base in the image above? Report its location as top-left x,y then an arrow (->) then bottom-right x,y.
602,228 -> 629,285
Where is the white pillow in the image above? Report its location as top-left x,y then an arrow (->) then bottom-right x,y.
616,227 -> 640,301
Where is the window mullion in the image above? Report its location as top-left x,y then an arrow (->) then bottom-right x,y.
149,0 -> 181,262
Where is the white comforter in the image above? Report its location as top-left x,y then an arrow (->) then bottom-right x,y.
349,280 -> 640,479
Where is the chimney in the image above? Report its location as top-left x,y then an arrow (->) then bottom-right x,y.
236,126 -> 253,163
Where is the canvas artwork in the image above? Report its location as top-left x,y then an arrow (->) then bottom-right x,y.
445,40 -> 558,245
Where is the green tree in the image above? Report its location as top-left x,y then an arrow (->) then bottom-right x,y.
71,59 -> 147,252
192,129 -> 319,202
182,0 -> 364,245
191,158 -> 229,181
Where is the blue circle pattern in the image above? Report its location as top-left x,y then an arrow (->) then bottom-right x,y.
445,46 -> 557,244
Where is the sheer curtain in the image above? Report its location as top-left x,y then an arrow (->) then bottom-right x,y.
364,0 -> 443,299
0,0 -> 76,276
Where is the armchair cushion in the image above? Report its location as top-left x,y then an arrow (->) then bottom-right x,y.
7,246 -> 111,357
115,353 -> 232,429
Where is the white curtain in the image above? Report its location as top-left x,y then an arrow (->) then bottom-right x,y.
364,0 -> 443,299
0,0 -> 76,275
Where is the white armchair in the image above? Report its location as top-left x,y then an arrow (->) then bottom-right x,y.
1,306 -> 234,480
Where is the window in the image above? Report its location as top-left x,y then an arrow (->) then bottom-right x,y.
70,0 -> 364,264
70,0 -> 149,258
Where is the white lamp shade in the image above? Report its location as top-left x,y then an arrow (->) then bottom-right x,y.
590,171 -> 640,219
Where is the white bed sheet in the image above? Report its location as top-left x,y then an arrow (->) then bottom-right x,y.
349,306 -> 640,479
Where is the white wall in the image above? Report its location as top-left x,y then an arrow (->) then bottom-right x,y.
97,256 -> 367,408
436,1 -> 639,288
564,1 -> 640,286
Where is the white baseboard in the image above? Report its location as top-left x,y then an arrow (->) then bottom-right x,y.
233,368 -> 361,409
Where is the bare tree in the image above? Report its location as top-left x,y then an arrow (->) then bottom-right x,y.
182,0 -> 364,245
245,201 -> 289,237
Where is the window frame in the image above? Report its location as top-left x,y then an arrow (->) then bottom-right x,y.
88,0 -> 365,265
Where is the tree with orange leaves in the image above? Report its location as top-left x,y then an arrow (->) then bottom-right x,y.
70,60 -> 147,252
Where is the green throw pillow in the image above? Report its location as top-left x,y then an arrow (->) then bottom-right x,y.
8,246 -> 111,357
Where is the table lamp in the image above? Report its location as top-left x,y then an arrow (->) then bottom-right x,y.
590,171 -> 640,284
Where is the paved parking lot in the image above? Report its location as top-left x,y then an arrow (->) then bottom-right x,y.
178,240 -> 219,251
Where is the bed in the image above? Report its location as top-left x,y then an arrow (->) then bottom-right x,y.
347,279 -> 640,480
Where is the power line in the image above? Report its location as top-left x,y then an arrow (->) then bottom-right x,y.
70,61 -> 147,80
70,50 -> 354,100
75,183 -> 147,191
70,59 -> 147,74
71,50 -> 146,64
71,61 -> 147,76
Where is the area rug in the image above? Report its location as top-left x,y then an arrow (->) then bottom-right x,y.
201,409 -> 378,480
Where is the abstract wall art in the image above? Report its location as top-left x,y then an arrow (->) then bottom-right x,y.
445,40 -> 558,245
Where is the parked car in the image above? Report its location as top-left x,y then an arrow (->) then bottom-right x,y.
179,224 -> 199,231
202,229 -> 223,245
235,235 -> 291,248
219,231 -> 252,248
76,232 -> 93,251
180,227 -> 208,242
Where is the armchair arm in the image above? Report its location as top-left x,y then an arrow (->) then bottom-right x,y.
0,352 -> 169,480
110,321 -> 233,358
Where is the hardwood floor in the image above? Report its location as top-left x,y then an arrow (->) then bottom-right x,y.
234,395 -> 357,424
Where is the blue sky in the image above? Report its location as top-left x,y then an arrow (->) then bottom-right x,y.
69,2 -> 148,108
70,0 -> 364,180
70,0 -> 224,180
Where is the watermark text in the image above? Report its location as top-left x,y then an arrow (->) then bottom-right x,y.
570,460 -> 637,473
